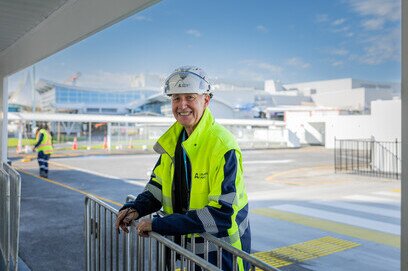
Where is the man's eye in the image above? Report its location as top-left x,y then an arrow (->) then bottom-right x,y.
187,96 -> 195,101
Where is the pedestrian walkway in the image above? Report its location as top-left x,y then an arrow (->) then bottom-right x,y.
253,188 -> 400,248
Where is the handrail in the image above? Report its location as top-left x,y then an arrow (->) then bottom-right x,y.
126,195 -> 280,271
85,194 -> 222,270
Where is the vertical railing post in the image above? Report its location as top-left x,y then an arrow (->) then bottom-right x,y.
334,137 -> 337,173
396,138 -> 399,179
357,140 -> 360,173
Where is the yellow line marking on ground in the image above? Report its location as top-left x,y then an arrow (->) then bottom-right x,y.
252,236 -> 360,268
392,188 -> 401,193
252,208 -> 400,248
266,164 -> 333,182
49,161 -> 91,171
14,167 -> 122,207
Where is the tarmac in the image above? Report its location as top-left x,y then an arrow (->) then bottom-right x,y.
9,146 -> 401,271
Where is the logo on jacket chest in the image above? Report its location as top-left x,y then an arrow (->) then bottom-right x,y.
194,172 -> 208,180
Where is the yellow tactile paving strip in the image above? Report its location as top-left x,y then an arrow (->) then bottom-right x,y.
253,208 -> 400,248
252,236 -> 360,269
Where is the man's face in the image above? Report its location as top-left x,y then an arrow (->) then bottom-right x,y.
171,93 -> 210,134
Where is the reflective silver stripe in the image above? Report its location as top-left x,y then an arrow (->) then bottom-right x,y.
153,142 -> 166,154
39,165 -> 48,169
196,208 -> 218,233
220,230 -> 240,245
186,240 -> 217,254
220,192 -> 236,205
145,183 -> 162,202
238,215 -> 249,237
209,192 -> 236,205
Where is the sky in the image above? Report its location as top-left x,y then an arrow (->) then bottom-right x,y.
9,0 -> 401,92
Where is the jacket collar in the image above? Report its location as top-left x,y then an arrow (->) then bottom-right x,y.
154,108 -> 214,157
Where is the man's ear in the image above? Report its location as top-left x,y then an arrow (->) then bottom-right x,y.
203,94 -> 211,107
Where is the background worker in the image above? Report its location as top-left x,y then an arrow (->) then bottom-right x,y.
33,123 -> 53,178
116,66 -> 251,270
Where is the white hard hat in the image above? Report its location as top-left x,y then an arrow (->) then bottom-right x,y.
164,66 -> 211,96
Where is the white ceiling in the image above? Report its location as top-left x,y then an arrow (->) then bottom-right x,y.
0,0 -> 70,54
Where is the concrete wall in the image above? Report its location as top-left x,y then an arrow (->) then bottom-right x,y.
284,78 -> 353,93
365,90 -> 396,110
284,99 -> 401,148
324,99 -> 401,148
311,88 -> 365,110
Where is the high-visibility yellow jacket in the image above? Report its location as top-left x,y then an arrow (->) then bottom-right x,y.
123,108 -> 251,270
36,129 -> 53,154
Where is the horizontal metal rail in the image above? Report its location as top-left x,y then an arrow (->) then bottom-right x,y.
127,195 -> 280,271
85,194 -> 222,270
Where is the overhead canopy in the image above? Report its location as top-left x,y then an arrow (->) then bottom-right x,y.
0,0 -> 159,77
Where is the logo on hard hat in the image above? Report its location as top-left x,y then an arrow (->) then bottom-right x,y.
178,82 -> 190,87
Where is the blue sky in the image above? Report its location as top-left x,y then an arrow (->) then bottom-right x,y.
9,0 -> 401,91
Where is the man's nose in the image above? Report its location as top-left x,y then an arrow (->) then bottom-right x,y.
179,98 -> 189,108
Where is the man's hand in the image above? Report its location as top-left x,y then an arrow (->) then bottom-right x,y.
137,219 -> 152,237
115,208 -> 139,234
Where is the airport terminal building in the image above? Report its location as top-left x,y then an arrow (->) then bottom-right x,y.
35,79 -> 158,115
31,77 -> 400,121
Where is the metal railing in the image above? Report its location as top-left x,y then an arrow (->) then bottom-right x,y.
0,162 -> 21,271
0,167 -> 10,271
85,194 -> 280,271
85,195 -> 222,271
127,195 -> 278,271
334,138 -> 401,179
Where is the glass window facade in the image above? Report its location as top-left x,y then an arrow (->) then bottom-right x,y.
55,86 -> 146,104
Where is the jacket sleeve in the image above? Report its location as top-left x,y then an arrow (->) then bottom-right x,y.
120,156 -> 163,218
152,149 -> 239,236
34,133 -> 44,148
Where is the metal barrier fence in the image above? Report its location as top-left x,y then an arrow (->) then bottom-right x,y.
85,195 -> 222,271
0,167 -> 10,270
0,163 -> 21,271
3,163 -> 21,271
334,138 -> 401,179
10,117 -> 289,153
85,194 -> 280,271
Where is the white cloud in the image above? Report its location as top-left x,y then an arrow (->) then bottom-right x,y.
361,18 -> 385,30
224,60 -> 284,84
348,0 -> 400,22
75,71 -> 164,89
332,18 -> 346,26
332,25 -> 350,34
256,25 -> 268,33
76,71 -> 133,89
330,48 -> 348,56
286,57 -> 310,69
347,0 -> 400,30
331,61 -> 343,67
186,29 -> 202,38
242,60 -> 283,74
354,28 -> 400,65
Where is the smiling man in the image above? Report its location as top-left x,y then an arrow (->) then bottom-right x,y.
116,66 -> 251,270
